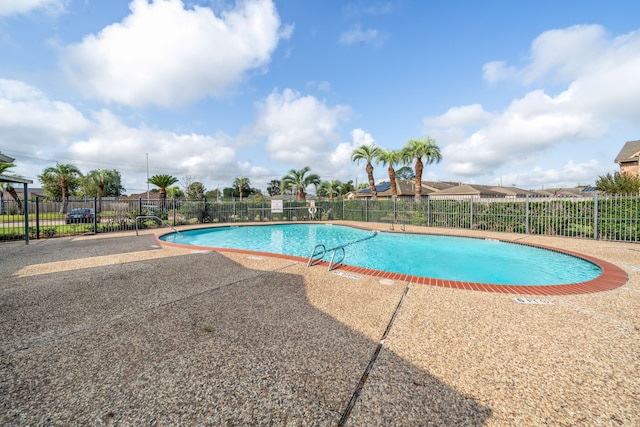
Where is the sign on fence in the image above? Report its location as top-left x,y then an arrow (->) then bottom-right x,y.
271,199 -> 283,213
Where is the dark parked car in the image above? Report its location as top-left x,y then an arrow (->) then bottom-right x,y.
65,208 -> 99,224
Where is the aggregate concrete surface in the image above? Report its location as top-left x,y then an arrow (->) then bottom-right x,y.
1,224 -> 638,426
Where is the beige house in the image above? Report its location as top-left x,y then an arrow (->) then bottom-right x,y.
615,140 -> 640,177
348,180 -> 457,199
429,184 -> 539,198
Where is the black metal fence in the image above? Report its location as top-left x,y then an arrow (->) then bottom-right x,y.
1,194 -> 638,243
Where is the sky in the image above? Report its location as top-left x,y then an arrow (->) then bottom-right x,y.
1,0 -> 639,195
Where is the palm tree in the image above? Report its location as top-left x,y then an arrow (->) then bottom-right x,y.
0,162 -> 23,214
281,166 -> 321,201
376,149 -> 403,199
233,176 -> 251,201
166,186 -> 185,199
148,174 -> 178,209
351,143 -> 380,198
318,179 -> 342,200
41,162 -> 83,213
87,169 -> 111,213
402,137 -> 442,201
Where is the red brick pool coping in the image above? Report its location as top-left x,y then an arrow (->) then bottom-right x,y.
156,225 -> 629,296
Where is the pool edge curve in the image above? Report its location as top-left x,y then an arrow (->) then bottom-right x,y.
154,223 -> 629,296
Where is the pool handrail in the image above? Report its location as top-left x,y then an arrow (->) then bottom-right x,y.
307,231 -> 378,271
307,244 -> 326,267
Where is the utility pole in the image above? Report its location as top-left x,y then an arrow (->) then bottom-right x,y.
146,153 -> 150,205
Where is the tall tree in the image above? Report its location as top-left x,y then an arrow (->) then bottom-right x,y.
595,172 -> 640,195
148,174 -> 178,209
0,163 -> 23,214
339,180 -> 355,196
396,166 -> 415,181
40,162 -> 83,213
266,179 -> 281,196
318,179 -> 342,200
281,166 -> 321,201
233,176 -> 251,201
351,143 -> 380,198
166,186 -> 184,199
86,169 -> 124,212
186,182 -> 206,200
402,137 -> 442,201
376,149 -> 403,198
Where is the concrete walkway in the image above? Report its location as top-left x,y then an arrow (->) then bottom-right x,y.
1,225 -> 638,425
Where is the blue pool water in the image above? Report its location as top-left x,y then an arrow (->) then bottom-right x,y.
160,224 -> 601,286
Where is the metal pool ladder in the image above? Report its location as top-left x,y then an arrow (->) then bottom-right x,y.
307,231 -> 378,271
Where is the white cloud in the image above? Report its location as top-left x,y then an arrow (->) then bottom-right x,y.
483,25 -> 613,86
328,128 -> 375,178
0,79 -> 91,149
61,0 -> 287,107
68,110 -> 239,192
498,160 -> 606,189
424,104 -> 493,129
482,61 -> 516,85
427,25 -> 640,181
0,78 -> 247,192
0,0 -> 65,17
253,88 -> 351,171
521,25 -> 609,84
339,25 -> 386,47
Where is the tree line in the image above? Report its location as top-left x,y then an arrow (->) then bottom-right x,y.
2,134 -> 639,214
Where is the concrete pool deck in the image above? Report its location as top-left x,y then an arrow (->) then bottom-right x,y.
1,222 -> 638,425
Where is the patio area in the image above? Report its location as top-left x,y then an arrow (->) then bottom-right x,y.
1,223 -> 638,425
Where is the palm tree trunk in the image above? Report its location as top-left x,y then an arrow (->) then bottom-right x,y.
7,187 -> 23,214
414,159 -> 423,201
97,183 -> 104,213
159,188 -> 167,211
366,163 -> 377,198
61,179 -> 69,213
388,165 -> 397,198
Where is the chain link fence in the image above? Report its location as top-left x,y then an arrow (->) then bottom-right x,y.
1,194 -> 638,243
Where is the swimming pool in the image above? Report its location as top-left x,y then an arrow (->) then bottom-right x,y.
158,223 -> 610,289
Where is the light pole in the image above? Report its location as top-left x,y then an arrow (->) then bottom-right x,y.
146,153 -> 150,205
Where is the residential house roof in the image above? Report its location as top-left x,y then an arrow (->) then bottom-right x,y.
11,187 -> 45,198
533,187 -> 590,197
0,152 -> 15,163
614,140 -> 640,163
489,186 -> 537,197
126,192 -> 161,200
430,184 -> 505,197
0,174 -> 33,185
353,180 -> 458,198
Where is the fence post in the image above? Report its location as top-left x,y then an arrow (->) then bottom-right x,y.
593,192 -> 598,240
93,197 -> 97,233
35,196 -> 40,240
138,198 -> 142,216
393,197 -> 397,225
469,196 -> 474,229
365,198 -> 368,222
525,195 -> 530,234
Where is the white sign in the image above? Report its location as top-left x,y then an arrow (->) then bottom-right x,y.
271,199 -> 283,213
